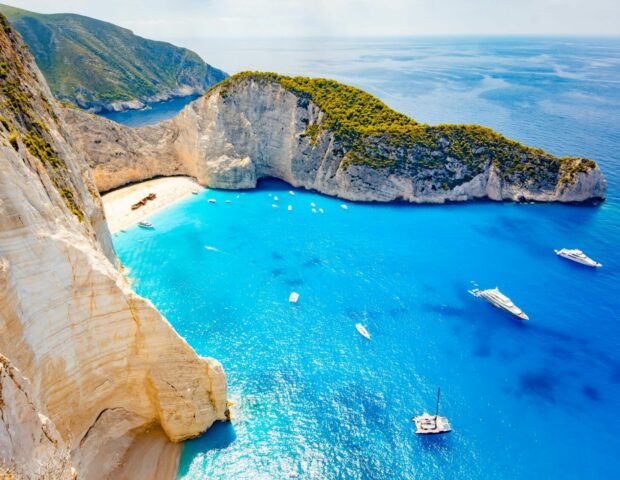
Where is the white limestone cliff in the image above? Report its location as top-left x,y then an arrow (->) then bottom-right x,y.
0,14 -> 227,479
64,76 -> 606,203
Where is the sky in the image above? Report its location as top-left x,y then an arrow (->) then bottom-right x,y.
7,0 -> 620,39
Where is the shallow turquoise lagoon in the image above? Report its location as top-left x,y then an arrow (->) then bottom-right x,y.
111,37 -> 620,479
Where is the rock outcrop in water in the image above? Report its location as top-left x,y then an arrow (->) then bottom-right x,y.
0,14 -> 227,479
65,72 -> 606,203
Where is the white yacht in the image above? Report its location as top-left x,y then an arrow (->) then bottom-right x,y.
355,323 -> 371,339
554,248 -> 602,268
413,387 -> 451,435
469,287 -> 529,320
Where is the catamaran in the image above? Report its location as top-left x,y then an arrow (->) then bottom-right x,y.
554,248 -> 602,267
469,287 -> 529,320
413,387 -> 452,435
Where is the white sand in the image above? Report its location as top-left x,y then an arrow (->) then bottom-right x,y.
102,177 -> 202,233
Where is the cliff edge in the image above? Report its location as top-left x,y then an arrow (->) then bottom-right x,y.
0,14 -> 227,479
65,72 -> 606,203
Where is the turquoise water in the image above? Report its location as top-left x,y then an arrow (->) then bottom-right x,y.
112,37 -> 620,479
99,95 -> 199,127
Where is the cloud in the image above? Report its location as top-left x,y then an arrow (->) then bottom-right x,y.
10,0 -> 620,38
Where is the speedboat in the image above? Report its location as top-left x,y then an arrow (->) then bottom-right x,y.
355,323 -> 371,339
469,287 -> 529,320
289,292 -> 299,303
208,198 -> 217,203
138,221 -> 154,229
289,190 -> 295,196
412,387 -> 452,435
272,204 -> 279,209
288,205 -> 293,211
340,204 -> 348,210
554,248 -> 602,268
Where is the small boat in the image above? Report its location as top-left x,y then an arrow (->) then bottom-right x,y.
274,196 -> 279,201
225,200 -> 232,204
340,204 -> 348,210
289,292 -> 299,303
310,202 -> 316,207
413,387 -> 452,435
272,204 -> 279,209
312,208 -> 317,214
469,287 -> 529,320
319,208 -> 324,214
138,221 -> 154,229
288,205 -> 293,211
554,248 -> 602,268
289,190 -> 295,196
208,198 -> 217,203
191,190 -> 199,195
355,323 -> 371,339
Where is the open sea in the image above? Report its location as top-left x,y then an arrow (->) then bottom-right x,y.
110,37 -> 620,479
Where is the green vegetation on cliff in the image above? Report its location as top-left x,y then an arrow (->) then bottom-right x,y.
0,3 -> 227,111
216,72 -> 596,188
0,13 -> 83,221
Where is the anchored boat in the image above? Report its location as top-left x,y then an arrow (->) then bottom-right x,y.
469,287 -> 529,320
413,387 -> 452,435
355,323 -> 371,339
554,248 -> 602,268
138,221 -> 154,229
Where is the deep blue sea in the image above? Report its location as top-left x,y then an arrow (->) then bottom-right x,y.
111,38 -> 620,479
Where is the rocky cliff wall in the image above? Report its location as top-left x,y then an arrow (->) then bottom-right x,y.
65,74 -> 606,203
0,15 -> 227,479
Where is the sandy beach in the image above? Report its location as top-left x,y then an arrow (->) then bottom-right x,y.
102,176 -> 202,233
109,426 -> 181,480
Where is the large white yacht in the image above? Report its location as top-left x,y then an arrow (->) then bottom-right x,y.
469,287 -> 529,320
554,248 -> 602,268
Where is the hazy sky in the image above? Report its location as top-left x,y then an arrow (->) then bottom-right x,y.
9,0 -> 620,38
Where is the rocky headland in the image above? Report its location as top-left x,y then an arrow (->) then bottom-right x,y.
65,72 -> 606,203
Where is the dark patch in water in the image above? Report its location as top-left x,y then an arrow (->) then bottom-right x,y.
518,371 -> 557,403
582,385 -> 600,402
474,343 -> 491,357
272,251 -> 283,260
304,256 -> 323,267
285,278 -> 304,286
271,268 -> 285,277
424,303 -> 467,318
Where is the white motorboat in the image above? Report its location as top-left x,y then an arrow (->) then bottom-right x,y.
289,292 -> 299,303
469,287 -> 529,320
288,205 -> 293,211
340,204 -> 348,210
138,221 -> 154,229
412,387 -> 452,435
355,323 -> 371,339
289,190 -> 295,196
225,200 -> 232,204
272,204 -> 279,209
208,198 -> 217,203
191,190 -> 199,195
554,248 -> 602,267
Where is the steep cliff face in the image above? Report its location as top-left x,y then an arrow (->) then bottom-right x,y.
0,14 -> 227,479
0,4 -> 228,113
0,355 -> 74,479
65,73 -> 606,203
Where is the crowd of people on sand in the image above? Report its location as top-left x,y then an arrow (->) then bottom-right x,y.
131,192 -> 157,210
